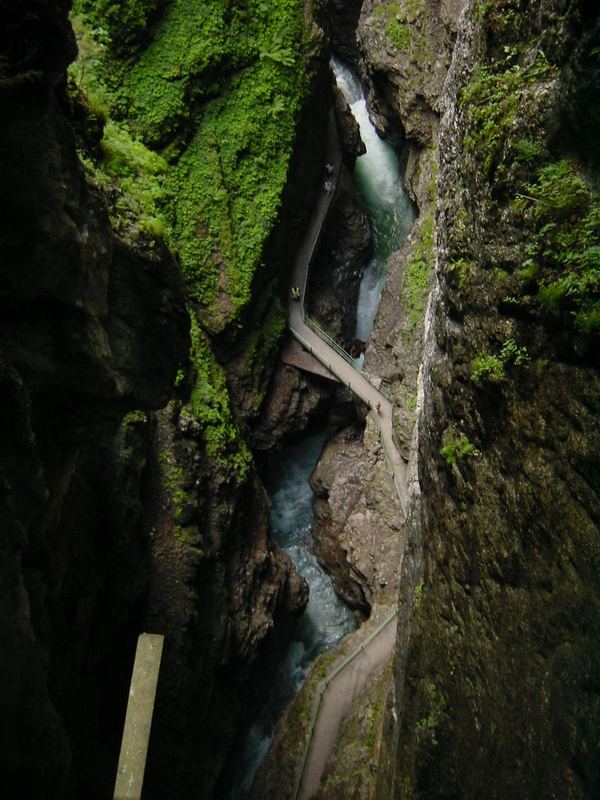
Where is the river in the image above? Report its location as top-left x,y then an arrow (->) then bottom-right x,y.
331,57 -> 416,341
226,431 -> 356,799
227,58 -> 415,799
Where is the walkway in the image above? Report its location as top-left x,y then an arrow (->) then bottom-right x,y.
287,115 -> 407,515
295,612 -> 397,800
286,115 -> 407,799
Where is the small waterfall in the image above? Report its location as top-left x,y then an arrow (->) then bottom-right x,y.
332,57 -> 416,341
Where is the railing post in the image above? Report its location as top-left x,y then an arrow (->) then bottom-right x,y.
113,633 -> 164,800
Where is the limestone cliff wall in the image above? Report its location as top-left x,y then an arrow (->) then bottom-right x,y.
0,1 -> 188,795
378,1 -> 600,797
0,1 -> 330,798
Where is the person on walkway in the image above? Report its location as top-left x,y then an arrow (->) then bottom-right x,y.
376,402 -> 382,415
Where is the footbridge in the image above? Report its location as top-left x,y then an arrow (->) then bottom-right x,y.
287,114 -> 407,515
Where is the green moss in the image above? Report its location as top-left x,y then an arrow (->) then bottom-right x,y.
168,54 -> 304,321
387,17 -> 410,51
71,0 -> 308,328
69,16 -> 171,242
187,314 -> 252,480
402,209 -> 435,328
94,0 -> 307,328
159,449 -> 194,542
74,0 -> 163,54
374,0 -> 429,56
70,0 -> 312,474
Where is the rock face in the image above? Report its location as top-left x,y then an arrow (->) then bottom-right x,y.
327,0 -> 365,65
0,2 -> 316,798
307,166 -> 373,345
357,0 -> 463,146
143,406 -> 308,798
377,1 -> 600,797
310,419 -> 404,614
333,84 -> 367,166
0,2 -> 189,796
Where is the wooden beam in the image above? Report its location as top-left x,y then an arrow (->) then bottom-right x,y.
113,633 -> 164,800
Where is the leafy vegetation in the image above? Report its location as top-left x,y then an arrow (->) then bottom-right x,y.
374,0 -> 429,58
471,338 -> 530,383
515,160 -> 600,330
440,434 -> 481,465
70,16 -> 170,241
459,48 -> 557,178
402,209 -> 435,328
69,0 -> 311,488
72,0 -> 307,329
74,0 -> 164,54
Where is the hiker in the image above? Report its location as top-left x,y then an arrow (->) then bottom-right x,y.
291,286 -> 300,300
376,402 -> 382,415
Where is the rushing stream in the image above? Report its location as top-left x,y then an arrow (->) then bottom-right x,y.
331,57 -> 416,341
228,432 -> 356,798
228,59 -> 416,799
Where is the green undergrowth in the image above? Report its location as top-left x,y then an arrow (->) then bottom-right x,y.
72,0 -> 307,330
514,161 -> 600,330
68,1 -> 310,487
440,433 -> 481,465
69,15 -> 170,242
471,338 -> 530,383
374,0 -> 426,56
74,0 -> 163,54
185,314 -> 252,480
459,47 -> 557,179
402,209 -> 435,328
457,28 -> 600,334
169,54 -> 304,318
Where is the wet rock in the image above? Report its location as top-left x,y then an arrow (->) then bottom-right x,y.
327,0 -> 365,65
0,3 -> 189,792
357,0 -> 463,148
307,166 -> 373,345
378,1 -> 600,797
333,84 -> 366,166
310,421 -> 404,614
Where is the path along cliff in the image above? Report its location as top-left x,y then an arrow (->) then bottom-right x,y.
288,115 -> 408,515
270,113 -> 409,799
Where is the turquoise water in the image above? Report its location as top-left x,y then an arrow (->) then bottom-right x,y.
228,432 -> 356,798
228,60 -> 414,798
332,57 -> 416,341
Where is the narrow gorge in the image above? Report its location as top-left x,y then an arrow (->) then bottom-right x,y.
1,1 -> 599,800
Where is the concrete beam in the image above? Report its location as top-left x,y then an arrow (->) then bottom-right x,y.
114,633 -> 164,800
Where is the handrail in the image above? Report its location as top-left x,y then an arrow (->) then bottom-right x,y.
288,111 -> 406,514
302,311 -> 394,402
291,610 -> 397,800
